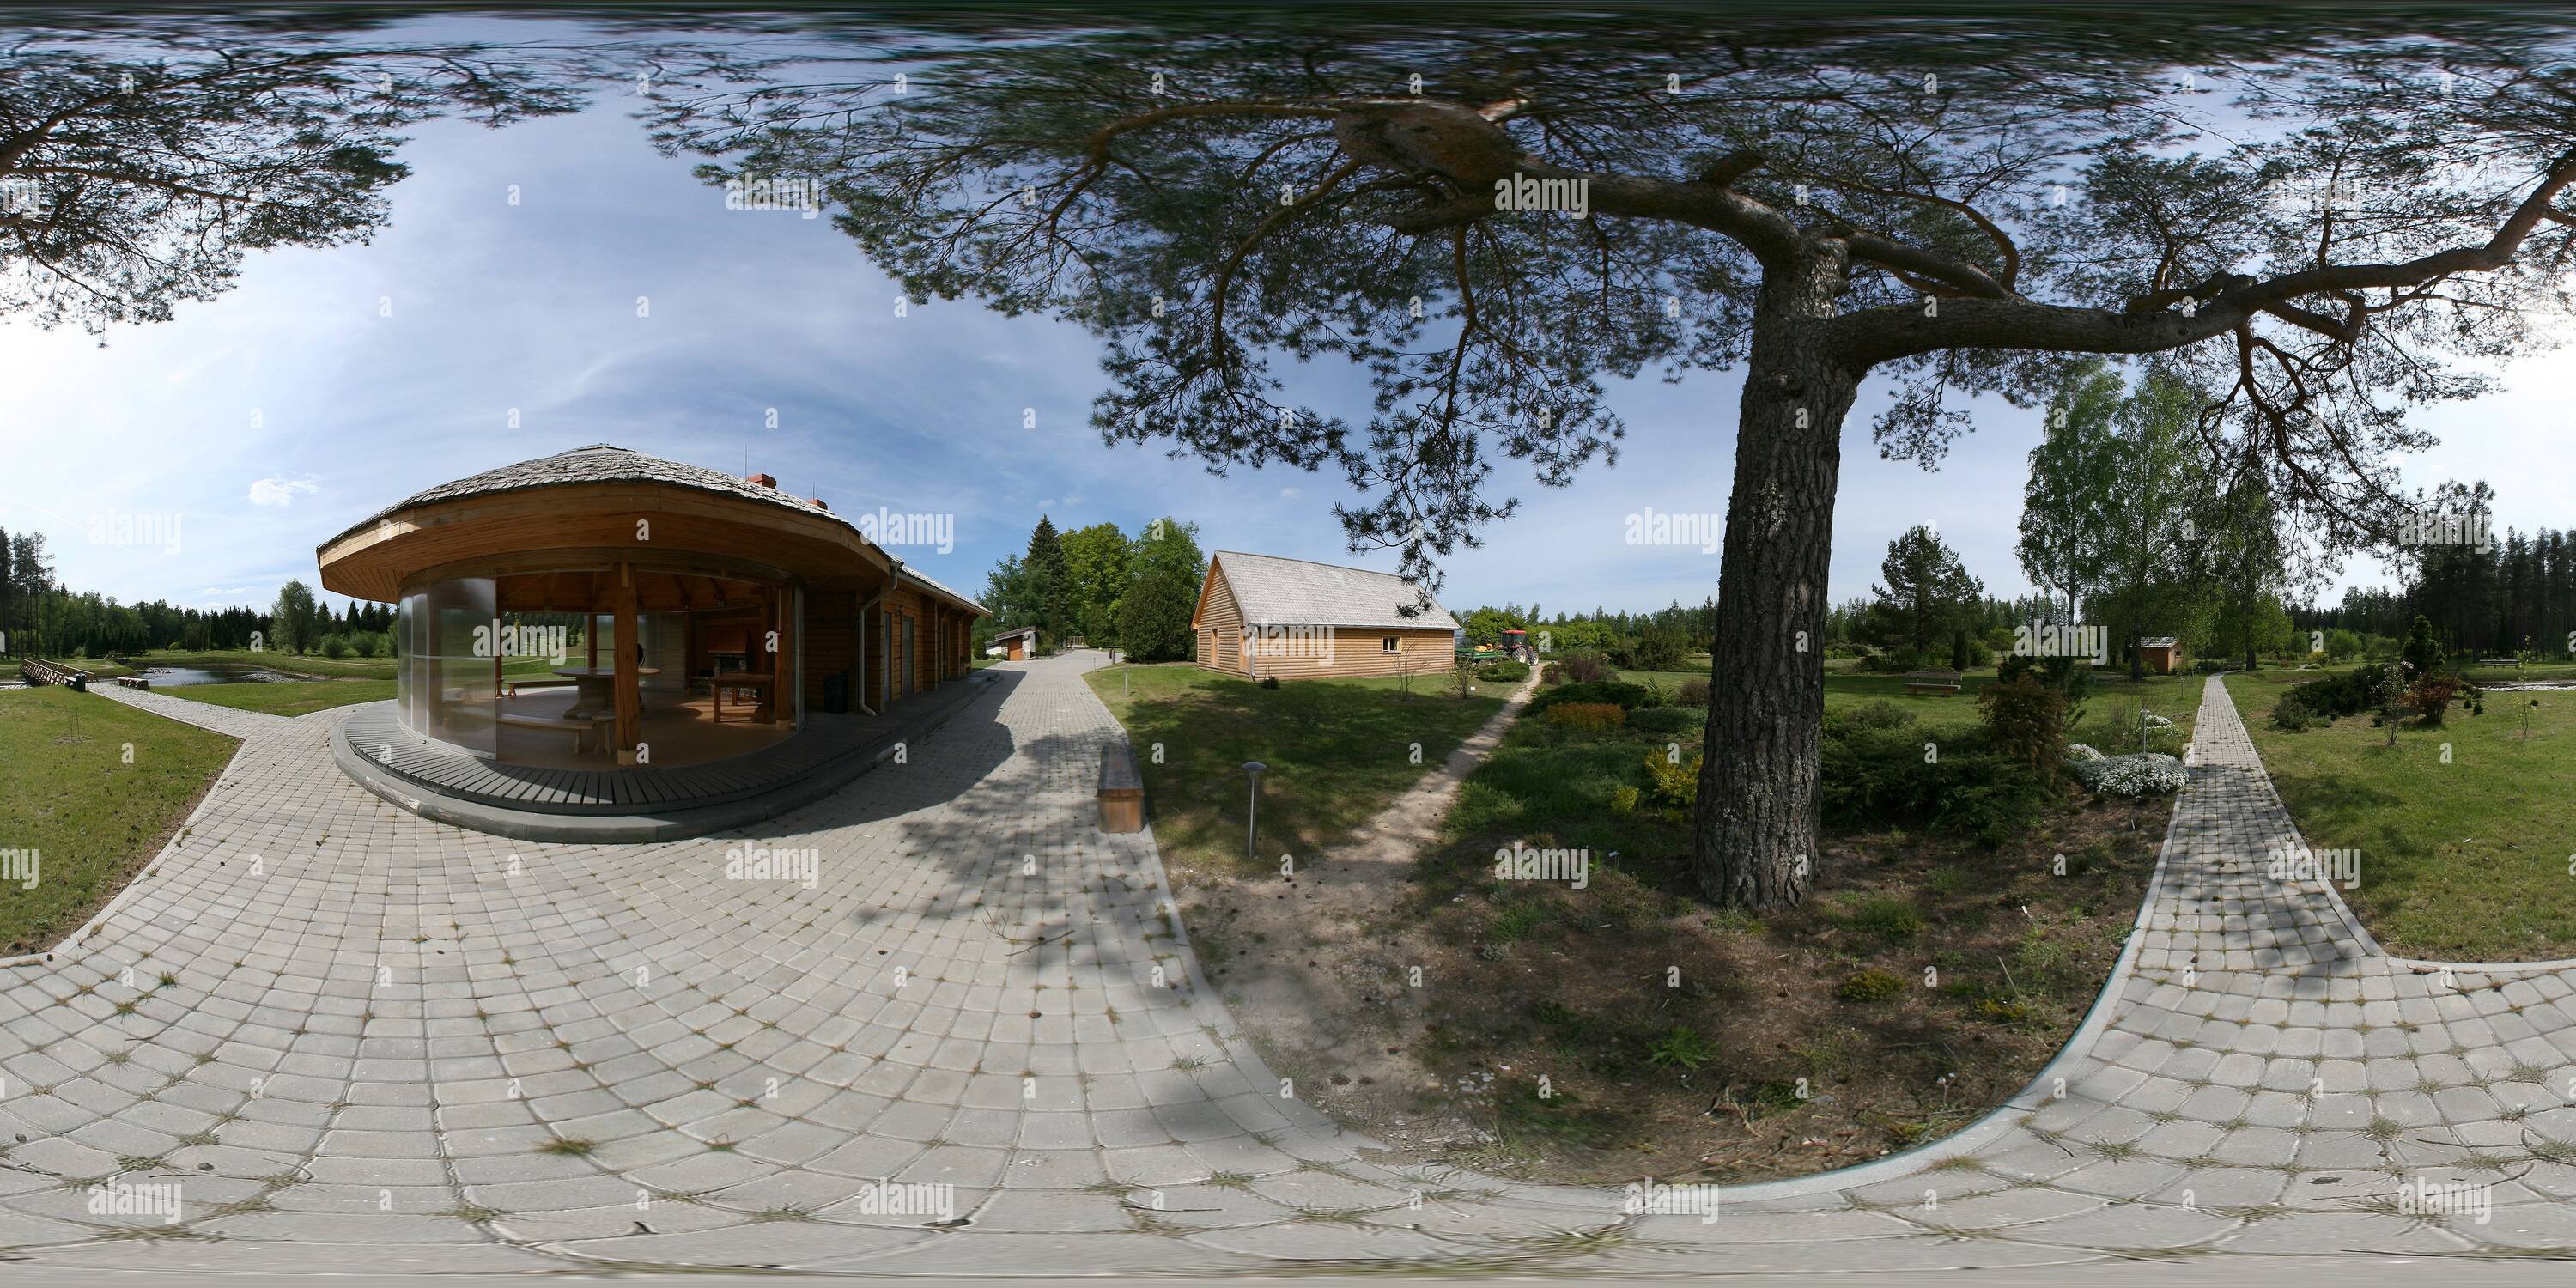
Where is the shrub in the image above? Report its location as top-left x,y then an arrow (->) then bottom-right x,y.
319,633 -> 351,659
1546,652 -> 1612,686
349,631 -> 382,659
1626,706 -> 1703,737
1544,702 -> 1628,732
2271,692 -> 2317,732
1978,674 -> 2067,776
1675,677 -> 1710,706
2069,750 -> 2185,797
1529,680 -> 1658,713
1824,700 -> 1914,738
2402,614 -> 2444,678
1643,747 -> 1700,809
1608,786 -> 1641,814
1931,773 -> 2059,848
2286,662 -> 2397,720
2403,677 -> 2460,726
1546,654 -> 1607,685
1837,969 -> 1904,1002
1477,659 -> 1530,683
1631,623 -> 1690,672
1997,653 -> 2095,709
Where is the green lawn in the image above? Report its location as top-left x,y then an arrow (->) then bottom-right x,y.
1599,665 -> 2204,753
1822,668 -> 2202,737
2226,669 -> 2576,960
0,688 -> 235,954
1084,662 -> 1507,876
167,679 -> 395,717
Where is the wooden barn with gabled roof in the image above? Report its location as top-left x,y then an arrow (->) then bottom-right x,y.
1192,550 -> 1458,681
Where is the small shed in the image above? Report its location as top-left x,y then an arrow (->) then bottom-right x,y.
2137,636 -> 2184,674
1192,551 -> 1458,680
991,625 -> 1039,661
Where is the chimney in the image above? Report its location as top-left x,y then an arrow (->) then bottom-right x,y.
809,497 -> 829,511
745,472 -> 777,489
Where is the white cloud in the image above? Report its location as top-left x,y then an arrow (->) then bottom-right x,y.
1279,486 -> 1302,498
247,476 -> 319,507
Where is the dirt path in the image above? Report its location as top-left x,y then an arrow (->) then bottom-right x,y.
1184,667 -> 1544,1151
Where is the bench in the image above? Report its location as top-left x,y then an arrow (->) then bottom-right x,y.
497,711 -> 612,754
503,677 -> 578,697
116,675 -> 149,690
1097,743 -> 1144,833
2476,657 -> 2522,669
1902,668 -> 1964,696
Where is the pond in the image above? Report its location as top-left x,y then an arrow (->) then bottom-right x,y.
137,664 -> 296,687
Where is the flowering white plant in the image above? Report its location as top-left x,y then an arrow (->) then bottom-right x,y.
2068,750 -> 2184,796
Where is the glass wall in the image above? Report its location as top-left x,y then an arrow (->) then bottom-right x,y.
394,574 -> 497,756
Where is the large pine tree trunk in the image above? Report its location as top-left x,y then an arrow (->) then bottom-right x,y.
1692,249 -> 1860,908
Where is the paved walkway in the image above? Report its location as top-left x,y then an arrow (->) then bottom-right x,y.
88,680 -> 292,739
3,666 -> 2574,1274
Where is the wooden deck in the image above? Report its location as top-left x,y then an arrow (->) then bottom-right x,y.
340,701 -> 917,816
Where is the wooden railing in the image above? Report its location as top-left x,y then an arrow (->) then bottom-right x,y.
19,659 -> 90,690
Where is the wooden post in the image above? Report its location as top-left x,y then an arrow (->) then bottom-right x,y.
613,562 -> 641,765
773,580 -> 796,728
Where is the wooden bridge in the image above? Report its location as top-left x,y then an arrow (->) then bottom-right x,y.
17,659 -> 89,690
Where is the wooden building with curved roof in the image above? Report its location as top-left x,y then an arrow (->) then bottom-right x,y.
316,444 -> 984,800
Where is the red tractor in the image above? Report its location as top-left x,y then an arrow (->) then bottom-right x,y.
1498,628 -> 1535,664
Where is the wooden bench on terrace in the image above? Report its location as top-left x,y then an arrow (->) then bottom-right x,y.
503,677 -> 579,697
1902,668 -> 1964,696
497,710 -> 613,754
1097,742 -> 1145,833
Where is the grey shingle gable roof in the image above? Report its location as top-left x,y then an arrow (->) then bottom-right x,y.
322,444 -> 987,615
1212,550 -> 1458,630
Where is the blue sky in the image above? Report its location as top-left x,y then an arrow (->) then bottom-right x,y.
6,52 -> 2573,624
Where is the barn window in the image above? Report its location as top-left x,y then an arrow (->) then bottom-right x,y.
1382,635 -> 1400,652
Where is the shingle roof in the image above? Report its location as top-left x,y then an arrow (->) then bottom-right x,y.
322,444 -> 987,615
2139,636 -> 2180,648
1210,550 -> 1457,630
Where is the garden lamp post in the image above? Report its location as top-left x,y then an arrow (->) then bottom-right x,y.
1242,761 -> 1267,862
